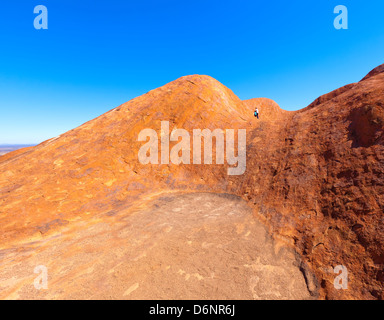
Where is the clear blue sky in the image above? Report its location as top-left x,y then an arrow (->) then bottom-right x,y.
1,0 -> 384,144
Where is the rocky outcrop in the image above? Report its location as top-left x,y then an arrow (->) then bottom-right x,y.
0,66 -> 383,300
361,63 -> 384,81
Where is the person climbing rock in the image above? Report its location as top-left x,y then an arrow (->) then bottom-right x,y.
254,108 -> 259,119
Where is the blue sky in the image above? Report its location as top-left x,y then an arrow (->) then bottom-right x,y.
1,0 -> 384,144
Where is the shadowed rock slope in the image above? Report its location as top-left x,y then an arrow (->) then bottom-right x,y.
1,65 -> 384,299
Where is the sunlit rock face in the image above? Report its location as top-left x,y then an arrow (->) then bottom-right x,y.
0,66 -> 383,300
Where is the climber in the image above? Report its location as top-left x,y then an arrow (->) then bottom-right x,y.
254,108 -> 259,119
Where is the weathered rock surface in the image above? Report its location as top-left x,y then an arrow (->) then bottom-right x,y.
0,193 -> 313,299
1,65 -> 383,299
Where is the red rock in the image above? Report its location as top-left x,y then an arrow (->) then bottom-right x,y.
0,66 -> 383,299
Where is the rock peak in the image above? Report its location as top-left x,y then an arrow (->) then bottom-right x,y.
361,63 -> 384,81
1,65 -> 384,300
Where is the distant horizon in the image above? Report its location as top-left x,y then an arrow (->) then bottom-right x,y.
0,143 -> 37,146
0,144 -> 36,156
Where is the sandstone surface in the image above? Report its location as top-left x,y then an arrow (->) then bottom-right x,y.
1,65 -> 384,299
